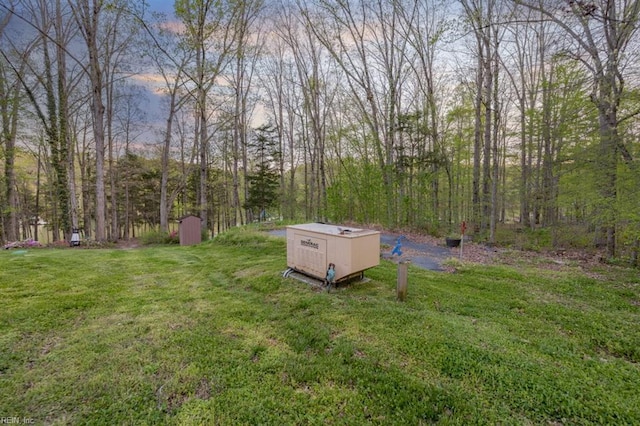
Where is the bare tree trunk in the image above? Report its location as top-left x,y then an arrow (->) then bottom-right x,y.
461,0 -> 486,234
71,0 -> 107,241
107,80 -> 117,240
34,145 -> 42,242
198,81 -> 208,232
0,64 -> 21,242
481,4 -> 493,236
77,119 -> 93,239
230,2 -> 264,226
232,80 -> 242,227
472,44 -> 483,233
540,51 -> 557,229
0,0 -> 18,243
519,88 -> 529,227
160,84 -> 180,233
489,28 -> 500,245
56,0 -> 79,239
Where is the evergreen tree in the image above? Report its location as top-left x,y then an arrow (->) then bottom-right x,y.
244,124 -> 280,221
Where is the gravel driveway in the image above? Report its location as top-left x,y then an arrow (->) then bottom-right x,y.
268,229 -> 452,272
379,234 -> 451,271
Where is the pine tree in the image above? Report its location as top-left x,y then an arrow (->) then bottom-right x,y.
244,125 -> 280,222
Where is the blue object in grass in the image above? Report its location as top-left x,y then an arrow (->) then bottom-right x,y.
326,263 -> 336,283
391,236 -> 404,256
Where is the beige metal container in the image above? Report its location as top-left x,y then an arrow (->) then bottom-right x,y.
286,223 -> 380,282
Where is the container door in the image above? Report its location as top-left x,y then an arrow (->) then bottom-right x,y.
293,232 -> 327,279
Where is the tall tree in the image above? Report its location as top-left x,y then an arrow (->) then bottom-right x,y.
175,0 -> 240,233
280,1 -> 337,221
514,0 -> 640,258
150,37 -> 193,234
303,0 -> 411,226
399,0 -> 451,228
258,16 -> 301,221
102,2 -> 143,240
501,4 -> 546,228
2,0 -> 76,242
226,0 -> 264,226
0,6 -> 23,243
244,124 -> 280,220
461,0 -> 506,242
69,0 -> 108,241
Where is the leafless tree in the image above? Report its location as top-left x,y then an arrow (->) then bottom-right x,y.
175,0 -> 242,233
461,0 -> 508,243
258,5 -> 304,220
225,0 -> 265,225
68,0 -> 109,241
301,0 -> 413,226
399,0 -> 452,227
145,21 -> 196,233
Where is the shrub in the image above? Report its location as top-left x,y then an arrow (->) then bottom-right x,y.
140,230 -> 179,245
2,239 -> 43,249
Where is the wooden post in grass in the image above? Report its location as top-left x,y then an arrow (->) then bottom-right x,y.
460,221 -> 467,261
397,261 -> 408,301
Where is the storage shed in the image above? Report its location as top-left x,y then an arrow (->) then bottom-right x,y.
286,223 -> 380,283
178,215 -> 202,246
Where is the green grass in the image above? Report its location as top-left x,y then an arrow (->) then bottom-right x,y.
1,228 -> 639,425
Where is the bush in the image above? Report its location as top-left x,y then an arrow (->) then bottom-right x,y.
2,239 -> 43,249
214,227 -> 268,245
140,230 -> 179,245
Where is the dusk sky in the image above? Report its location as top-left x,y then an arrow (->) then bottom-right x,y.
148,0 -> 176,17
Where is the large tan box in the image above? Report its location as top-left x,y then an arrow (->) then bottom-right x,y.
286,223 -> 380,282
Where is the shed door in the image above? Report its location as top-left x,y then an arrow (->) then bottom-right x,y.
294,233 -> 327,279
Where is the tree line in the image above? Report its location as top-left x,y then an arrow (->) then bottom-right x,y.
1,0 -> 639,263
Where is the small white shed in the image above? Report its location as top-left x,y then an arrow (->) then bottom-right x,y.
286,223 -> 380,283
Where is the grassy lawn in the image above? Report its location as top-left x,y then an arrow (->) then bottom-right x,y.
1,228 -> 639,425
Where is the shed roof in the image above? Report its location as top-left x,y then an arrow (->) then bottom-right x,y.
178,215 -> 201,222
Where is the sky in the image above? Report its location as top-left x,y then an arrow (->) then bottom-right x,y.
1,1 -> 260,146
0,0 -> 179,144
148,0 -> 176,17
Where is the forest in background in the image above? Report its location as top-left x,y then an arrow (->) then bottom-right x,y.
1,0 -> 639,264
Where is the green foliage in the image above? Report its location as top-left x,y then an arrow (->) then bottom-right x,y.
117,153 -> 163,227
1,234 -> 639,424
244,125 -> 280,221
490,224 -> 598,251
210,226 -> 275,248
327,157 -> 385,224
140,229 -> 179,245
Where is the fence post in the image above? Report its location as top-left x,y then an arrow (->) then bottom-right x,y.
397,261 -> 408,301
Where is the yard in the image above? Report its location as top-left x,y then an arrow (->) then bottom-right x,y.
1,228 -> 639,424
